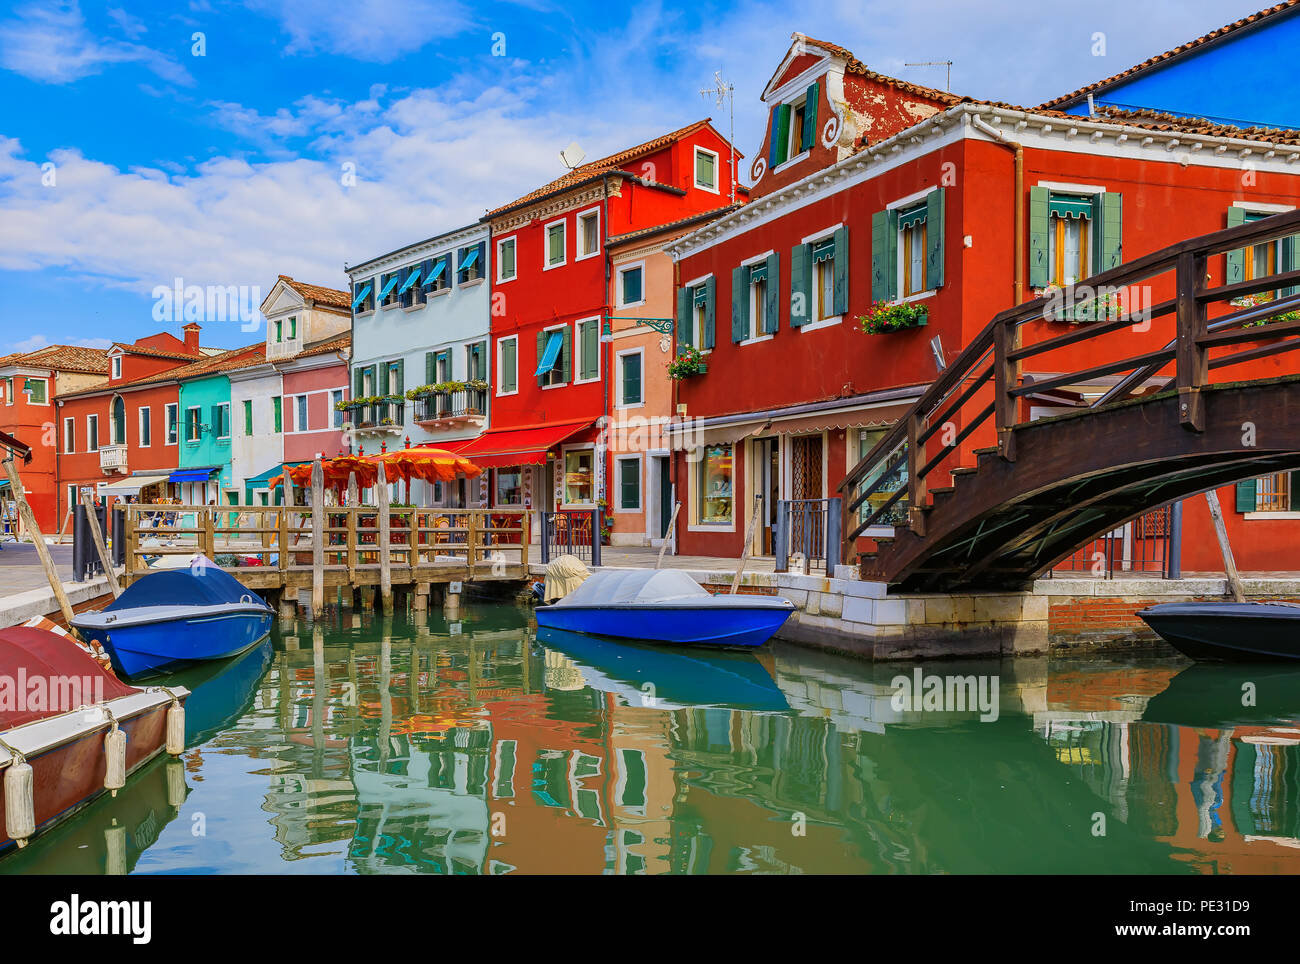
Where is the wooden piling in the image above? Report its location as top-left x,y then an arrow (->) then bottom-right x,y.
310,458 -> 325,618
1204,490 -> 1247,603
3,455 -> 78,631
377,460 -> 392,613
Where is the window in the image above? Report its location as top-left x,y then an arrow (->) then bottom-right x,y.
545,219 -> 566,268
351,278 -> 375,313
789,101 -> 807,160
185,406 -> 201,442
497,336 -> 518,395
617,456 -> 641,511
111,356 -> 122,379
274,318 -> 283,343
496,237 -> 517,282
213,402 -> 230,440
737,254 -> 779,339
457,243 -> 484,285
853,427 -> 908,525
87,414 -> 99,452
165,403 -> 178,445
696,443 -> 733,526
2,377 -> 10,405
378,269 -> 403,308
577,210 -> 599,259
25,379 -> 47,404
423,256 -> 450,296
243,399 -> 253,436
273,396 -> 282,433
139,406 -> 151,448
494,469 -> 522,506
617,263 -> 644,307
536,327 -> 568,388
794,228 -> 848,326
1047,193 -> 1093,287
812,237 -> 838,321
617,749 -> 647,811
898,204 -> 929,297
467,340 -> 487,382
617,349 -> 643,407
110,395 -> 126,445
768,83 -> 819,168
694,146 -> 719,192
296,395 -> 308,432
288,316 -> 297,339
63,417 -> 74,454
331,390 -> 344,428
564,449 -> 594,504
575,317 -> 600,382
1238,473 -> 1298,513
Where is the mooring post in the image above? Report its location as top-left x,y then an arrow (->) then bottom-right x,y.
3,455 -> 78,631
377,460 -> 393,613
310,458 -> 325,618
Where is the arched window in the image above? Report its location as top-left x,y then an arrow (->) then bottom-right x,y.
111,395 -> 126,446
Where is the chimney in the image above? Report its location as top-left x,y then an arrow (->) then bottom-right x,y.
182,322 -> 201,354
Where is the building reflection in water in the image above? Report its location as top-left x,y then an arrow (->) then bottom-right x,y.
12,606 -> 1300,875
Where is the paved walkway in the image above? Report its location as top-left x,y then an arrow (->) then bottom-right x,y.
0,541 -> 79,594
596,546 -> 776,572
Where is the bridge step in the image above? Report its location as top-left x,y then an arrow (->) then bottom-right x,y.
950,466 -> 977,477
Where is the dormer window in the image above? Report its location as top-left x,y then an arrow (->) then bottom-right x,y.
767,82 -> 819,169
274,319 -> 283,342
111,356 -> 122,379
287,316 -> 297,339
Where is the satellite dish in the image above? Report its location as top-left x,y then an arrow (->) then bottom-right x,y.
559,142 -> 586,170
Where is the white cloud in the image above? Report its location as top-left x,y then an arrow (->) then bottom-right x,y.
247,0 -> 478,63
0,0 -> 193,86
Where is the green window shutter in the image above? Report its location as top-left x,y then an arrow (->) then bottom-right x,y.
622,353 -> 641,404
1235,478 -> 1258,513
1094,192 -> 1123,273
502,339 -> 516,393
801,82 -> 819,153
1291,471 -> 1300,511
620,459 -> 639,509
773,103 -> 791,165
1282,235 -> 1300,298
393,359 -> 404,395
732,266 -> 749,342
790,242 -> 811,326
353,367 -> 364,399
702,276 -> 716,349
580,320 -> 598,379
676,287 -> 692,348
870,211 -> 898,302
560,325 -> 572,383
1029,185 -> 1050,289
832,225 -> 849,316
763,251 -> 781,333
926,188 -> 946,289
243,399 -> 252,435
1226,205 -> 1248,286
425,351 -> 435,385
273,396 -> 282,433
536,331 -> 547,386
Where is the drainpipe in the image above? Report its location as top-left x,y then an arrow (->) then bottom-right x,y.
970,113 -> 1024,305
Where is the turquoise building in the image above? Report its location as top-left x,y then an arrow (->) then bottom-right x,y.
176,371 -> 237,505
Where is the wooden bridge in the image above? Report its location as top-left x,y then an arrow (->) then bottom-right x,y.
840,208 -> 1300,592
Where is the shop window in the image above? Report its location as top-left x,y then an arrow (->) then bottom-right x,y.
564,449 -> 594,505
696,443 -> 733,526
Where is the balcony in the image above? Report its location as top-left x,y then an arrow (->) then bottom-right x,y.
99,443 -> 128,475
412,387 -> 488,428
343,399 -> 405,435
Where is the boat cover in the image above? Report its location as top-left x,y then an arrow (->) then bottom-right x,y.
553,569 -> 710,608
103,557 -> 265,613
0,627 -> 138,729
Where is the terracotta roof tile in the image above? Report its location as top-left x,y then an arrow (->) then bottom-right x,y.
277,275 -> 351,311
291,332 -> 351,360
1040,2 -> 1300,110
487,119 -> 714,217
60,344 -> 266,398
766,34 -> 961,107
0,344 -> 111,375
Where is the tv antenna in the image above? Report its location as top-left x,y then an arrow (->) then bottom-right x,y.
559,141 -> 586,170
699,70 -> 736,204
904,60 -> 953,91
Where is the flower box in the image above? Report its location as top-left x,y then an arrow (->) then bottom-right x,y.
667,346 -> 708,380
857,301 -> 928,334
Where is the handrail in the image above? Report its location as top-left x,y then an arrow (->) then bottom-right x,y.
839,205 -> 1300,568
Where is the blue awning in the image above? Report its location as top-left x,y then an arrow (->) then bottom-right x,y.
535,330 -> 563,376
378,274 -> 401,299
459,247 -> 480,271
427,259 -> 447,282
398,267 -> 423,292
170,467 -> 218,484
350,282 -> 372,310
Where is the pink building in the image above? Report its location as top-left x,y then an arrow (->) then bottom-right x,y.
281,333 -> 351,465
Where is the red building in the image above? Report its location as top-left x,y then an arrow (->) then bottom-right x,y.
666,33 -> 1300,573
0,345 -> 110,533
463,120 -> 745,539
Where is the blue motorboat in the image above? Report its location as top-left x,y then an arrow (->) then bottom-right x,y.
534,568 -> 794,648
72,560 -> 274,680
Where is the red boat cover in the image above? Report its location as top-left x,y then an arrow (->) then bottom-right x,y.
0,627 -> 138,730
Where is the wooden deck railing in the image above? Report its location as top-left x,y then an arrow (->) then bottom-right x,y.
838,207 -> 1300,565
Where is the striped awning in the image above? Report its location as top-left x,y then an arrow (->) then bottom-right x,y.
1049,194 -> 1094,219
898,205 -> 927,229
748,262 -> 768,284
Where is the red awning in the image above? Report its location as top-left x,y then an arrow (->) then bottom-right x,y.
455,418 -> 593,469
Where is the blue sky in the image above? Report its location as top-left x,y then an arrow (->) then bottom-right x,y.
0,0 -> 1276,353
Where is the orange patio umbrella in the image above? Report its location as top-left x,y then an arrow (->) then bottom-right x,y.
368,446 -> 482,485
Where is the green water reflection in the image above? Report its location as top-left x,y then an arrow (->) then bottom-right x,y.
8,603 -> 1300,875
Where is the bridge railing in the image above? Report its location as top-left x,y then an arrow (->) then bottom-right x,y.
839,206 -> 1300,566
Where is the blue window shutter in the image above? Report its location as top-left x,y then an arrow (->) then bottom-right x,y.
1226,206 -> 1248,287
1029,186 -> 1050,289
801,82 -> 819,153
926,188 -> 945,289
766,105 -> 781,168
676,287 -> 692,348
833,225 -> 849,316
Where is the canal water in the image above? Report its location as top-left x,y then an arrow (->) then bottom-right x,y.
6,602 -> 1300,875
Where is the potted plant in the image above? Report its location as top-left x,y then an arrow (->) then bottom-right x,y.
1232,291 -> 1300,327
857,300 -> 929,334
667,345 -> 708,380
